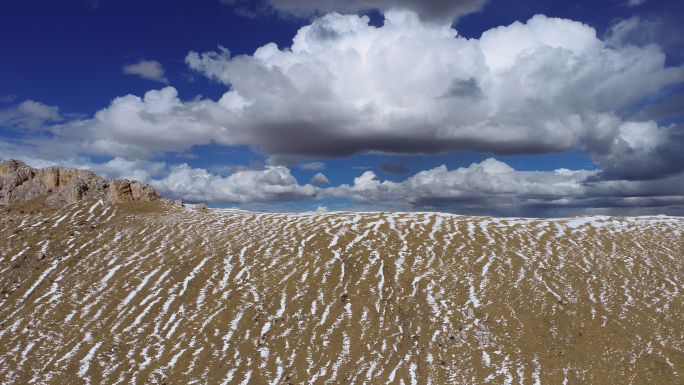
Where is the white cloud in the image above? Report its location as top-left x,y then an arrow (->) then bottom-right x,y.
322,158 -> 684,215
590,121 -> 684,181
183,11 -> 682,172
123,60 -> 169,83
310,172 -> 330,184
3,148 -> 683,215
150,164 -> 319,203
7,10 -> 684,183
75,156 -> 684,215
0,145 -> 168,185
0,151 -> 317,204
88,157 -> 168,181
52,86 -> 239,158
325,158 -> 590,204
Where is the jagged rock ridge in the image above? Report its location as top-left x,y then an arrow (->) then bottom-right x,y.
0,159 -> 161,205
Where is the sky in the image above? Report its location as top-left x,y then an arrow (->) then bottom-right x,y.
1,0 -> 683,217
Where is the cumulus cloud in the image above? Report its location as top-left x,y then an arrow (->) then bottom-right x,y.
51,86 -> 239,158
11,11 -> 684,183
182,11 -> 681,174
0,147 -> 168,184
322,158 -> 684,216
0,100 -> 61,129
95,157 -> 684,215
222,0 -> 488,22
590,122 -> 684,181
123,60 -> 169,83
10,157 -> 317,205
441,77 -> 484,100
310,172 -> 330,184
3,147 -> 683,215
88,157 -> 168,181
330,158 -> 586,204
150,164 -> 319,203
380,163 -> 409,174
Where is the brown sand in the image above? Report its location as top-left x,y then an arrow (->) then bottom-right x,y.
0,198 -> 682,383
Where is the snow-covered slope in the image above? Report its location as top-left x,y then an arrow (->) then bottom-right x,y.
1,198 -> 682,383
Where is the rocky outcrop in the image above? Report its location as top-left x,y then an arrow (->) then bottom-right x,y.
0,159 -> 162,205
0,159 -> 48,203
107,179 -> 161,203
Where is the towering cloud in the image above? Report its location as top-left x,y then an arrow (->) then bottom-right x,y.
10,11 -> 684,182
185,11 -> 681,178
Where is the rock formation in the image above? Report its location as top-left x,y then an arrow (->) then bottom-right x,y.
0,159 -> 162,205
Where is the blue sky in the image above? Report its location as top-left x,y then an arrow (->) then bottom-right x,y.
1,0 -> 683,216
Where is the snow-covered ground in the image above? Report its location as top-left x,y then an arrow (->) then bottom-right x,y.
0,201 -> 682,383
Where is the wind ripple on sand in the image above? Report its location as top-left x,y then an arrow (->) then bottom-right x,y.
0,203 -> 683,384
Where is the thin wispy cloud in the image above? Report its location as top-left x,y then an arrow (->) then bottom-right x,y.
85,0 -> 103,9
626,0 -> 647,7
301,162 -> 326,170
380,163 -> 409,174
0,100 -> 61,129
0,95 -> 17,103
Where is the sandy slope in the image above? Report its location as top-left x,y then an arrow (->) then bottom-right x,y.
0,198 -> 683,384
